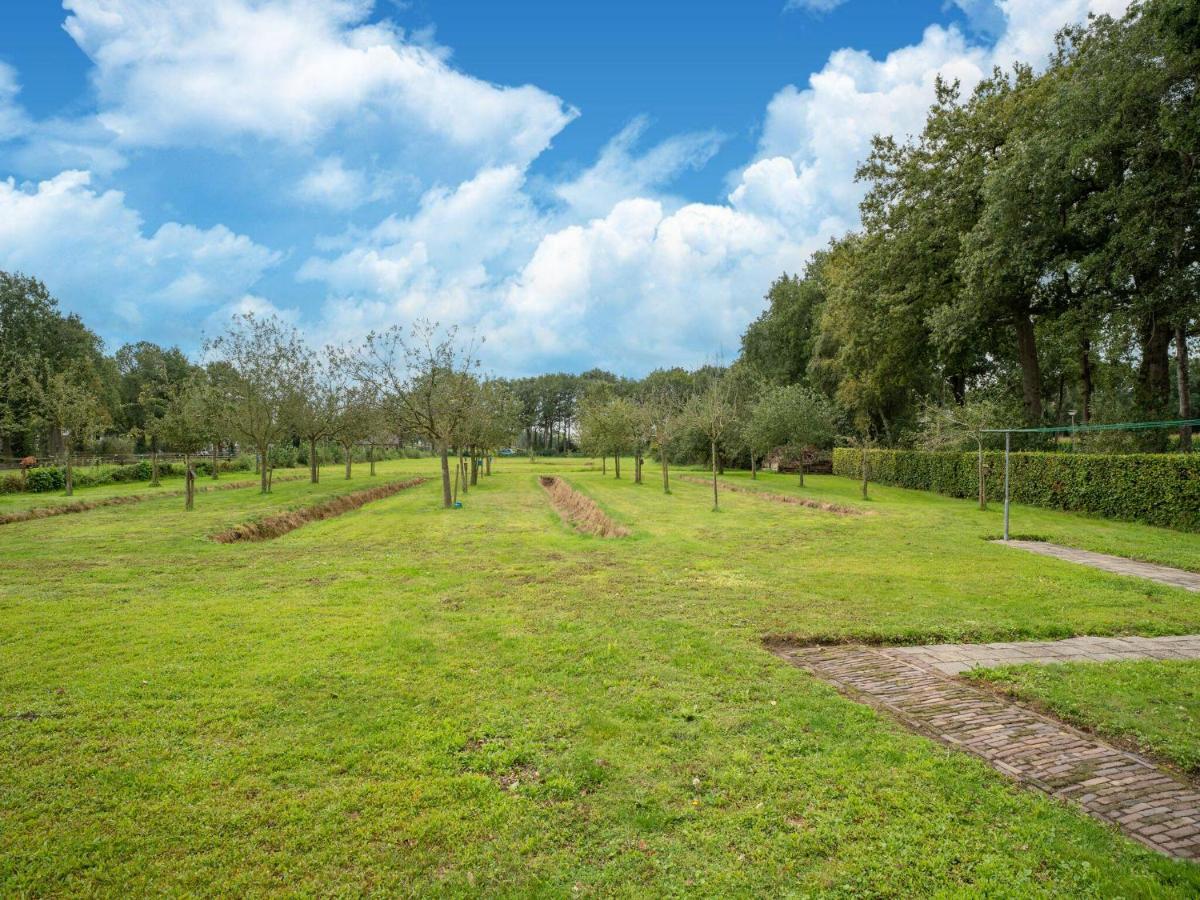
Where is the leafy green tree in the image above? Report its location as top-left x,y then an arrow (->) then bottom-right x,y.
685,376 -> 738,511
158,377 -> 215,510
35,367 -> 111,496
206,314 -> 308,494
745,384 -> 836,487
344,321 -> 480,509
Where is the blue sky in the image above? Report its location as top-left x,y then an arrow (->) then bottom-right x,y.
0,0 -> 1124,375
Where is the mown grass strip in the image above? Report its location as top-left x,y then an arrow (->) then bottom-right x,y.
0,474 -> 309,526
211,477 -> 426,543
539,475 -> 630,538
678,475 -> 863,515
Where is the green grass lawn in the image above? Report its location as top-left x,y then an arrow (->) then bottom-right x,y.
970,660 -> 1200,775
2,458 -> 1199,895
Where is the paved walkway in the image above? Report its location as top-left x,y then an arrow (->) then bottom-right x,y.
775,643 -> 1200,859
892,634 -> 1200,675
996,540 -> 1200,593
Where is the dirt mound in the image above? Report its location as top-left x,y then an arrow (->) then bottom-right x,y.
678,475 -> 862,515
539,476 -> 630,538
211,477 -> 425,543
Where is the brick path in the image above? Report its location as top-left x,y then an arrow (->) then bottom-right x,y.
996,540 -> 1200,593
891,634 -> 1200,675
774,643 -> 1200,858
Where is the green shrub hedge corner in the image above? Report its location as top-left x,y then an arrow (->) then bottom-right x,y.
832,448 -> 1200,532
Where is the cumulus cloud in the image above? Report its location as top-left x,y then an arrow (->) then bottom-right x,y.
0,0 -> 1134,371
0,170 -> 280,340
62,0 -> 576,172
295,0 -> 1132,374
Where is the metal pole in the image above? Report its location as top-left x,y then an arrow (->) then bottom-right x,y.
1003,431 -> 1011,541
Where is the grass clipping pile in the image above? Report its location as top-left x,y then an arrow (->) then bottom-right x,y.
679,475 -> 862,515
212,477 -> 425,543
540,476 -> 630,538
0,474 -> 308,526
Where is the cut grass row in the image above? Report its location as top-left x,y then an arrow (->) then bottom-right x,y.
2,458 -> 1199,893
212,477 -> 426,542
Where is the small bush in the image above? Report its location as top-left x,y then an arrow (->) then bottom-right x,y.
833,448 -> 1200,532
25,467 -> 66,492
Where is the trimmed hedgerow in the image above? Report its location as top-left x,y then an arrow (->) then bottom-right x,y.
832,448 -> 1200,532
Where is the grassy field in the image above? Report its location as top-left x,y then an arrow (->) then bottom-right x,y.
3,457 -> 1200,895
971,660 -> 1200,776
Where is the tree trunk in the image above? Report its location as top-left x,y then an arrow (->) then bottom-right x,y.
369,443 -> 376,476
1179,321 -> 1193,452
309,438 -> 319,483
185,453 -> 195,510
439,447 -> 452,507
211,441 -> 220,479
860,449 -> 869,501
635,452 -> 642,484
750,453 -> 757,480
798,455 -> 805,488
1137,314 -> 1172,411
602,455 -> 607,475
1137,314 -> 1173,451
470,448 -> 478,486
614,454 -> 620,479
1014,314 -> 1042,424
1079,337 -> 1093,424
344,442 -> 352,479
485,454 -> 492,476
710,439 -> 719,510
459,452 -> 468,495
65,445 -> 73,496
661,452 -> 671,494
260,444 -> 270,493
151,439 -> 160,487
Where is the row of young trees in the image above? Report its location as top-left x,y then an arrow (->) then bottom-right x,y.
740,0 -> 1197,452
577,369 -> 838,510
1,295 -> 526,509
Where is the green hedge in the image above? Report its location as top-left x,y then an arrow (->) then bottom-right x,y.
6,456 -> 254,493
832,448 -> 1200,532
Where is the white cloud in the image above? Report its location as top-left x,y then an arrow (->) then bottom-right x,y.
291,156 -> 405,210
296,0 -> 1133,374
0,170 -> 280,340
554,117 -> 724,219
0,63 -> 30,141
62,0 -> 577,171
784,0 -> 850,12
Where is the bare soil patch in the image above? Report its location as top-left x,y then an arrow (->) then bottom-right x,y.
211,477 -> 425,543
539,476 -> 630,538
679,475 -> 862,515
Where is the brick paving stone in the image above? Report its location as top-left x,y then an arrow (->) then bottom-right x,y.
995,540 -> 1200,592
889,634 -> 1200,674
774,643 -> 1200,859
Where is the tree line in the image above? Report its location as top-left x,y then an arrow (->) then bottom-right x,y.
0,275 -> 525,509
739,0 -> 1197,452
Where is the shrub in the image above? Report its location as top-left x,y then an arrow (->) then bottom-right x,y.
0,472 -> 24,494
832,448 -> 1200,532
25,467 -> 66,492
